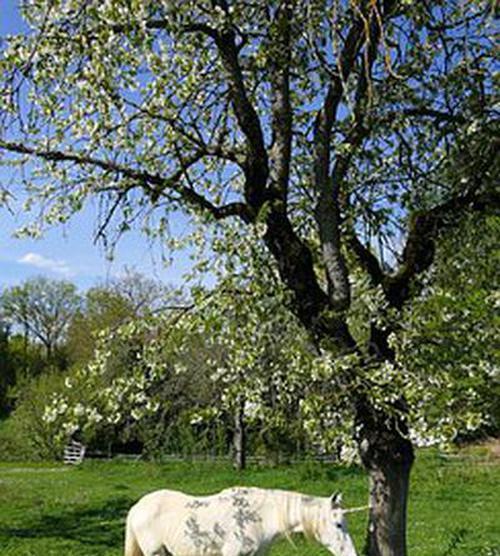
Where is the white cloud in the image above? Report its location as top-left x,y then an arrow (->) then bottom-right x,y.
18,252 -> 73,276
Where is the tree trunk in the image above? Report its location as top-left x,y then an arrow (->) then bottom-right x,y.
45,340 -> 52,361
356,397 -> 414,556
364,448 -> 413,556
233,396 -> 246,471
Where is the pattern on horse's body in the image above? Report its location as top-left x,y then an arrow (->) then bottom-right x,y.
124,486 -> 359,556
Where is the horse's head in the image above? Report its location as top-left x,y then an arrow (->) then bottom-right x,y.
316,492 -> 359,556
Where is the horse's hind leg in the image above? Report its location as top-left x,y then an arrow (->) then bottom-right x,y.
133,530 -> 171,556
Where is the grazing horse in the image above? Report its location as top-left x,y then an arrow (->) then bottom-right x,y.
124,486 -> 361,556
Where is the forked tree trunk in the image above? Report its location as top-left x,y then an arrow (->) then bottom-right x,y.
356,400 -> 415,556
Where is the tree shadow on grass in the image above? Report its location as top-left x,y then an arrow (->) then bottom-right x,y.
0,495 -> 133,550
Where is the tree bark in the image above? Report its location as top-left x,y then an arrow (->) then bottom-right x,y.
365,454 -> 413,556
356,399 -> 415,556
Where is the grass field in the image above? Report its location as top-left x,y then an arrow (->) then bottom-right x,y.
0,448 -> 498,556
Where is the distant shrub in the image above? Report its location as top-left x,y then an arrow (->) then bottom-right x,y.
0,370 -> 67,460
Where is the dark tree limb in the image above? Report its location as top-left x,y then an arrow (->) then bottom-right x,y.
263,210 -> 357,351
268,1 -> 293,210
0,139 -> 250,221
313,17 -> 365,312
384,127 -> 499,307
211,30 -> 269,211
386,187 -> 500,308
349,186 -> 500,310
350,234 -> 386,286
333,12 -> 389,292
112,11 -> 268,212
314,0 -> 397,311
399,108 -> 468,125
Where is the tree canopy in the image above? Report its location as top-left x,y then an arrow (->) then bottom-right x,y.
0,276 -> 81,358
1,1 -> 497,302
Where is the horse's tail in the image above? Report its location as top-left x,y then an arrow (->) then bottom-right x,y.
124,511 -> 143,556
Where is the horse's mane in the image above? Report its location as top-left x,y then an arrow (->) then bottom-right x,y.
276,492 -> 298,546
300,496 -> 323,542
265,490 -> 324,545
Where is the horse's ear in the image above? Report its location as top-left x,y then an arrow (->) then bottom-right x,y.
330,491 -> 342,508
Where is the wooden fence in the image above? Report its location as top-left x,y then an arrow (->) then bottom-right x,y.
63,440 -> 86,465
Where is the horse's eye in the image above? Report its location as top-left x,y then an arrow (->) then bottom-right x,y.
337,524 -> 342,529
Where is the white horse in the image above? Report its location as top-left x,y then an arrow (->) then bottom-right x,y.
124,486 -> 363,556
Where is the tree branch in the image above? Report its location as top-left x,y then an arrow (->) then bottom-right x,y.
110,19 -> 218,39
111,10 -> 272,216
155,10 -> 269,214
213,28 -> 269,211
314,0 -> 397,311
387,188 -> 499,308
121,98 -> 244,166
332,9 -> 388,292
399,108 -> 467,125
0,139 -> 250,222
350,234 -> 386,286
110,11 -> 268,213
349,137 -> 498,308
268,1 -> 293,210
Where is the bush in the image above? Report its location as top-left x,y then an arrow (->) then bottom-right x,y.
0,370 -> 67,460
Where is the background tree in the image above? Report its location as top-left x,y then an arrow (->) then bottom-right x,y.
65,269 -> 171,367
0,325 -> 50,416
0,2 -> 498,554
0,271 -> 181,459
1,276 -> 81,364
0,321 -> 16,416
108,267 -> 172,315
66,285 -> 135,367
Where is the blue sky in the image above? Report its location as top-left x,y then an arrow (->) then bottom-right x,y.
0,1 -> 196,292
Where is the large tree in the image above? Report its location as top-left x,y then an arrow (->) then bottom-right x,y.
66,270 -> 171,366
0,276 -> 81,360
0,1 -> 498,554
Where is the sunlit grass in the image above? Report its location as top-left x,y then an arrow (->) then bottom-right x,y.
0,448 -> 498,555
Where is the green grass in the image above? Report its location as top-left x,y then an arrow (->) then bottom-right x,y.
0,449 -> 498,555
